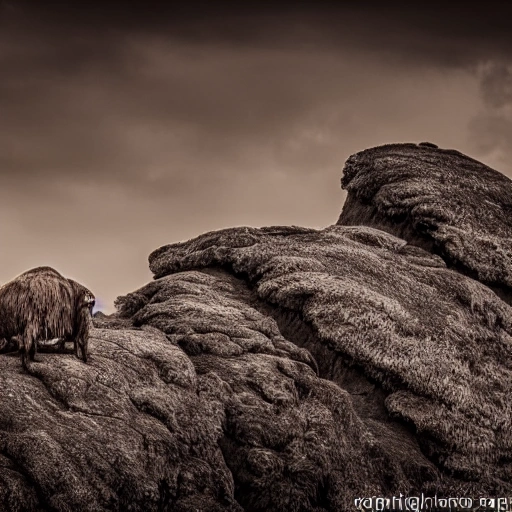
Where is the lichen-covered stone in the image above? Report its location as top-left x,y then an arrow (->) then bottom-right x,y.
148,224 -> 512,493
337,143 -> 512,294
0,325 -> 240,511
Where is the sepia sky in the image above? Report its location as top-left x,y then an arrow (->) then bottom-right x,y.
1,1 -> 512,313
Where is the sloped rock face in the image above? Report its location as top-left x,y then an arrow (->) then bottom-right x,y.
148,225 -> 512,494
337,143 -> 512,296
115,268 -> 409,511
1,267 -> 428,512
0,325 -> 241,512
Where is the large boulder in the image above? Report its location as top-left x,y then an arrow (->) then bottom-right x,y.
337,142 -> 512,299
148,224 -> 512,494
115,268 -> 410,510
0,323 -> 240,511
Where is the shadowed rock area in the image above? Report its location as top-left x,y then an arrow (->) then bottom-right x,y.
2,143 -> 512,510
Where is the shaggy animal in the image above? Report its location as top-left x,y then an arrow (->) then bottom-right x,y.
0,266 -> 95,369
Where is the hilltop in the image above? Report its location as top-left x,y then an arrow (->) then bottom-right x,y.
1,143 -> 512,511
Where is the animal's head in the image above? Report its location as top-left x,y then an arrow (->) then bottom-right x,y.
68,278 -> 95,316
84,293 -> 95,316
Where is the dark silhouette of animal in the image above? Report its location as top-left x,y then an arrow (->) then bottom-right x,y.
0,266 -> 95,370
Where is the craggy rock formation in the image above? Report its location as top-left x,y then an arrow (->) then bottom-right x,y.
0,269 -> 403,512
147,224 -> 512,493
0,324 -> 239,512
1,143 -> 512,511
115,269 -> 404,511
337,143 -> 512,298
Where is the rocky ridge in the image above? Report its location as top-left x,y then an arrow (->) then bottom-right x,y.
1,143 -> 511,511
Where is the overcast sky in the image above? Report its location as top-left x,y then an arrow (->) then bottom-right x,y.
1,2 -> 512,313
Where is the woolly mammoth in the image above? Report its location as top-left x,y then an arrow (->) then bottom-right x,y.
0,266 -> 95,369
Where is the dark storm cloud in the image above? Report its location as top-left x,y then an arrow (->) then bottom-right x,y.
7,2 -> 512,59
469,62 -> 512,173
2,1 -> 512,312
2,1 -> 512,187
3,1 -> 512,195
480,63 -> 512,108
0,3 -> 366,194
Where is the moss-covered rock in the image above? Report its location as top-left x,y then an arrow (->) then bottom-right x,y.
148,224 -> 512,493
337,143 -> 512,296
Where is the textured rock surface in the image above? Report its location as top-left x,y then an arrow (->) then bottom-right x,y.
115,268 -> 408,510
337,143 -> 512,295
147,224 -> 512,495
0,325 -> 240,512
1,267 -> 420,512
2,143 -> 512,510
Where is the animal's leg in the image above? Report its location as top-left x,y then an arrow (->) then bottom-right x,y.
74,309 -> 89,363
73,338 -> 87,362
78,338 -> 87,363
81,342 -> 88,363
29,338 -> 37,361
26,325 -> 38,363
21,351 -> 28,370
19,334 -> 30,371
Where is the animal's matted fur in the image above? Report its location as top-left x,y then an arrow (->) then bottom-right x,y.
0,266 -> 95,370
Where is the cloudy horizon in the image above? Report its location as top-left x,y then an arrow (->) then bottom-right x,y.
1,1 -> 512,313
